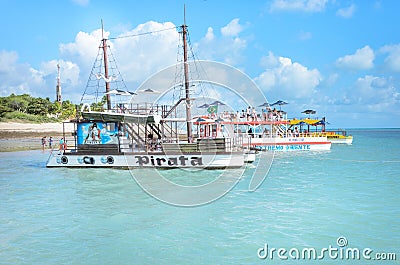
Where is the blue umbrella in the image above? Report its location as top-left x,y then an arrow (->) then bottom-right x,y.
258,102 -> 270,107
198,103 -> 209,108
302,109 -> 316,118
270,100 -> 288,110
209,100 -> 225,106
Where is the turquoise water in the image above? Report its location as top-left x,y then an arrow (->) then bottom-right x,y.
0,129 -> 399,264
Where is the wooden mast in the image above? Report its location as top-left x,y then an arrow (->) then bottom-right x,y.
101,20 -> 111,111
182,5 -> 193,142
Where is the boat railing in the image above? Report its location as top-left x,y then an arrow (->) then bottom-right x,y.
237,132 -> 328,139
110,102 -> 174,117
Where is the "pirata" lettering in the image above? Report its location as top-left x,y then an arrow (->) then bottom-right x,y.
135,155 -> 203,167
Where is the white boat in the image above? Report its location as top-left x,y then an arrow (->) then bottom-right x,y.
289,116 -> 353,145
217,120 -> 331,152
322,130 -> 353,144
46,21 -> 255,169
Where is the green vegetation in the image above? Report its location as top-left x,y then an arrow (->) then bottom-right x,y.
0,94 -> 77,123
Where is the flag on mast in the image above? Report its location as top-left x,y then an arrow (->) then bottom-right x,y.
207,105 -> 218,114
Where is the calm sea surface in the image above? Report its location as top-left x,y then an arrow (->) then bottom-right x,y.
0,129 -> 399,264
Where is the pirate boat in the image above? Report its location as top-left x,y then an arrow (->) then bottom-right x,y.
46,20 -> 256,169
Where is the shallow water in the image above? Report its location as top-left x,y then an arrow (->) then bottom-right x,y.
0,129 -> 399,264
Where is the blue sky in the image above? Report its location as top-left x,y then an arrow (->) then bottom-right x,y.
0,0 -> 399,128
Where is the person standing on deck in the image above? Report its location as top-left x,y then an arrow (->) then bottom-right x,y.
59,138 -> 65,152
252,107 -> 257,121
246,106 -> 251,121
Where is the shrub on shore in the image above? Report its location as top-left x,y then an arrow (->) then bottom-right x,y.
1,111 -> 60,123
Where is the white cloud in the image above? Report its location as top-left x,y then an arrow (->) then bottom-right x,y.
195,19 -> 247,65
336,45 -> 375,70
221,18 -> 243,37
0,50 -> 45,97
204,27 -> 214,42
112,21 -> 179,82
41,60 -> 80,87
60,29 -> 106,70
351,75 -> 399,111
56,21 -> 179,102
255,52 -> 322,98
0,21 -> 180,101
336,4 -> 356,18
0,50 -> 19,72
380,44 -> 400,72
269,0 -> 329,13
1,19 -> 249,102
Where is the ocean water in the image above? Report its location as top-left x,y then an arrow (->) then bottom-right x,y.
0,129 -> 399,264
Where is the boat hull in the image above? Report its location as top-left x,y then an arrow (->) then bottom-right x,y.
46,152 -> 249,168
245,136 -> 331,151
327,136 -> 353,144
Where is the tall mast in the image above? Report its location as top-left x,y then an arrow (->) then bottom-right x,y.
182,5 -> 193,142
56,63 -> 62,103
101,20 -> 112,111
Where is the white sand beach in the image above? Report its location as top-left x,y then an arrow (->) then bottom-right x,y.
0,122 -> 75,152
0,122 -> 74,133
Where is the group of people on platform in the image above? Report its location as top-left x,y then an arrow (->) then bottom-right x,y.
41,136 -> 67,151
205,106 -> 285,122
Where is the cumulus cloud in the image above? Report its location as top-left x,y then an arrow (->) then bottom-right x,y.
336,45 -> 375,70
1,19 -> 250,102
269,0 -> 329,13
0,21 -> 181,101
204,27 -> 215,42
336,4 -> 356,18
60,29 -> 107,70
41,60 -> 80,87
0,50 -> 18,73
195,18 -> 247,65
221,18 -> 243,37
351,75 -> 399,111
112,21 -> 179,83
380,44 -> 400,72
255,51 -> 322,98
56,21 -> 180,102
0,50 -> 45,97
0,49 -> 81,100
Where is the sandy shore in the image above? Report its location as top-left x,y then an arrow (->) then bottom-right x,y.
0,122 -> 74,152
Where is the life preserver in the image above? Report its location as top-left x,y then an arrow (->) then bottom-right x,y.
106,156 -> 114,164
200,128 -> 204,133
61,156 -> 68,164
83,156 -> 95,164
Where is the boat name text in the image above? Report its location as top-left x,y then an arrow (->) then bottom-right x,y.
135,155 -> 203,167
259,144 -> 311,151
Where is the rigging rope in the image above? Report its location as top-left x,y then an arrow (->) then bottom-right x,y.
108,26 -> 179,40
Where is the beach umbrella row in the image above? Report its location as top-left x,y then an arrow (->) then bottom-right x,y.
197,100 -> 226,108
105,89 -> 136,96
